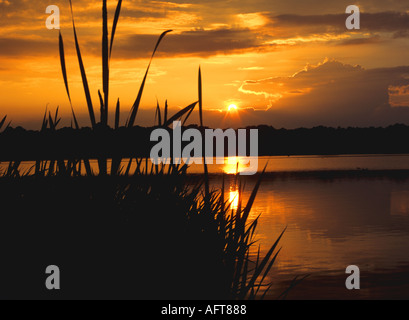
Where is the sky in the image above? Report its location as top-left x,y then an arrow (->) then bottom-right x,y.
0,0 -> 409,129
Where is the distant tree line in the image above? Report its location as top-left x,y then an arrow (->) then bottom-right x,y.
1,124 -> 409,161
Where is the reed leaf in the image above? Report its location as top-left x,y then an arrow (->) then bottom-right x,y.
155,98 -> 162,126
163,101 -> 198,127
260,283 -> 274,300
125,158 -> 133,176
198,67 -> 209,204
255,247 -> 282,297
98,159 -> 108,176
102,0 -> 109,126
59,31 -> 81,129
54,106 -> 60,126
48,112 -> 55,130
198,66 -> 204,127
111,158 -> 121,176
115,98 -> 120,129
127,30 -> 172,128
164,100 -> 168,125
278,274 -> 309,300
71,107 -> 80,130
59,31 -> 71,104
111,100 -> 123,174
110,0 -> 122,59
246,228 -> 286,294
4,121 -> 11,131
41,106 -> 48,132
68,0 -> 96,128
0,115 -> 6,131
182,104 -> 195,126
83,159 -> 93,176
241,164 -> 267,224
98,89 -> 104,122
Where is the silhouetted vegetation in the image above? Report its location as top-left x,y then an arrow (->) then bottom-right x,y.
0,0 -> 292,300
1,124 -> 409,161
255,124 -> 409,156
0,162 -> 292,300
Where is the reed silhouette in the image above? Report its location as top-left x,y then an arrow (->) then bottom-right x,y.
0,0 -> 291,300
0,165 -> 293,300
0,115 -> 10,133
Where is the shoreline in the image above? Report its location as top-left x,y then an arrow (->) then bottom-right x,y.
189,169 -> 409,180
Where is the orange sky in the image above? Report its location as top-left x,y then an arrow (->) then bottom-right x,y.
1,0 -> 409,129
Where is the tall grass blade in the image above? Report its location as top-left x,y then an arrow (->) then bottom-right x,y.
98,159 -> 108,176
163,101 -> 198,127
164,100 -> 168,125
69,0 -> 96,128
111,158 -> 121,176
111,100 -> 122,174
4,121 -> 11,131
182,105 -> 195,126
0,115 -> 6,131
199,68 -> 209,204
155,99 -> 162,126
278,274 -> 309,300
115,98 -> 120,129
98,90 -> 104,122
260,283 -> 274,300
241,164 -> 267,224
48,112 -> 55,130
83,159 -> 93,176
127,30 -> 172,128
59,31 -> 80,129
198,66 -> 204,127
41,106 -> 48,131
59,31 -> 71,104
59,31 -> 82,128
71,107 -> 80,130
98,89 -> 108,173
54,106 -> 61,127
125,158 -> 133,176
246,228 -> 286,294
255,248 -> 282,296
110,0 -> 122,59
102,0 -> 109,126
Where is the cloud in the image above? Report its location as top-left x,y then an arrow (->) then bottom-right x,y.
337,36 -> 382,46
0,1 -> 272,59
0,38 -> 55,57
267,12 -> 409,38
238,67 -> 265,71
112,28 -> 270,58
237,59 -> 409,128
1,0 -> 408,60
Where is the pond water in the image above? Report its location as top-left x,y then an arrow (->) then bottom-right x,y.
2,154 -> 409,299
209,170 -> 409,299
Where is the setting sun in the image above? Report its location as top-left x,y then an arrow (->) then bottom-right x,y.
228,104 -> 238,112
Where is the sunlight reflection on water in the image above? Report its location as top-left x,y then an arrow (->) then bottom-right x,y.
213,174 -> 409,283
3,154 -> 409,175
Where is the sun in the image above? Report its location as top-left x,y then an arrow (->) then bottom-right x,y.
228,104 -> 238,112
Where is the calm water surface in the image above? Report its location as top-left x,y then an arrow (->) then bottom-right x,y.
3,154 -> 409,175
2,154 -> 409,298
203,155 -> 409,299
210,172 -> 409,299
